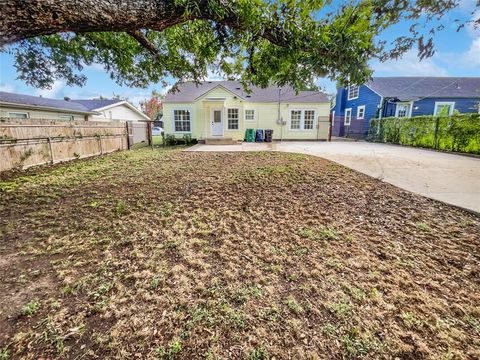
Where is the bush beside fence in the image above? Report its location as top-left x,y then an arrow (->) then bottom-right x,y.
367,114 -> 480,154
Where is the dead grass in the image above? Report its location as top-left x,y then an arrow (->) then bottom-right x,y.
0,147 -> 479,359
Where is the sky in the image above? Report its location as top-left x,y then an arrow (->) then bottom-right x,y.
0,1 -> 479,108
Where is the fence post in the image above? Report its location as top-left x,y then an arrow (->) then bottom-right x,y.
98,135 -> 103,155
125,121 -> 131,150
328,113 -> 332,142
433,117 -> 440,149
47,137 -> 54,164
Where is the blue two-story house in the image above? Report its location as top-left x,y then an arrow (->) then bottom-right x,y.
331,77 -> 480,138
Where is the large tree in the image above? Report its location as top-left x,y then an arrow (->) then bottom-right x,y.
0,0 -> 476,90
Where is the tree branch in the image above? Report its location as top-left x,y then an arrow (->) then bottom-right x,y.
127,30 -> 160,57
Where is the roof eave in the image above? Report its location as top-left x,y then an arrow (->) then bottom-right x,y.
0,101 -> 94,115
92,101 -> 151,120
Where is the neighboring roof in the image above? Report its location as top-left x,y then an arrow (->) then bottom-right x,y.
72,99 -> 123,111
0,91 -> 92,113
366,77 -> 480,101
163,81 -> 329,103
0,92 -> 150,120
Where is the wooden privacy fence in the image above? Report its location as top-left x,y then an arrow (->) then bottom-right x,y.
0,118 -> 152,172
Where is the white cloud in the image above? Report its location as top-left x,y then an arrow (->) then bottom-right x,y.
0,83 -> 15,93
34,80 -> 65,98
462,37 -> 480,67
371,50 -> 448,77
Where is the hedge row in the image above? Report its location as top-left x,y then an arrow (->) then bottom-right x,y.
367,113 -> 480,154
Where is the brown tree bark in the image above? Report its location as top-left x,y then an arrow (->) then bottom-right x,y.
0,0 -> 293,49
0,0 -> 186,45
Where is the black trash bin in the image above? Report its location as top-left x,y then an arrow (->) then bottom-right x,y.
255,129 -> 264,142
264,129 -> 273,142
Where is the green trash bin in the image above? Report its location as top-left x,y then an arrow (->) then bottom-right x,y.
245,128 -> 255,142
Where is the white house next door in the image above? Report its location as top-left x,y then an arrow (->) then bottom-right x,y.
211,109 -> 223,136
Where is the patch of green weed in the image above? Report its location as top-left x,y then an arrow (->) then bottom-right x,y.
21,299 -> 40,316
287,296 -> 303,314
247,347 -> 269,360
299,226 -> 341,241
328,300 -> 353,318
155,338 -> 182,359
415,222 -> 430,232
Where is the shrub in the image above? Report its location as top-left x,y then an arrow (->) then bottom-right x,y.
163,133 -> 177,146
162,133 -> 197,146
368,113 -> 480,154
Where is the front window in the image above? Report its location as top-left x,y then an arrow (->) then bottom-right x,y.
290,110 -> 302,130
347,86 -> 359,100
227,108 -> 239,130
59,115 -> 74,121
304,110 -> 315,130
434,102 -> 455,116
344,108 -> 352,125
173,109 -> 191,132
8,112 -> 29,119
245,109 -> 255,121
290,110 -> 315,130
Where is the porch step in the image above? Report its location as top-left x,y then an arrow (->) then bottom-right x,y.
205,138 -> 239,145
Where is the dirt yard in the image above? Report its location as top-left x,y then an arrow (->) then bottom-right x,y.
0,148 -> 479,359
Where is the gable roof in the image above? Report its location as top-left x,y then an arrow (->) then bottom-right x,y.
366,77 -> 480,101
72,99 -> 123,111
163,81 -> 329,103
0,91 -> 92,113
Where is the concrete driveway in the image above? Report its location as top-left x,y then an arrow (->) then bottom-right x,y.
187,141 -> 480,213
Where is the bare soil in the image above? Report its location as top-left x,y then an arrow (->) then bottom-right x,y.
0,148 -> 479,359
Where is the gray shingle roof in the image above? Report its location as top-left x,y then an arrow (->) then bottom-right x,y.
72,99 -> 123,110
0,91 -> 92,112
0,92 -> 128,113
163,81 -> 329,103
367,77 -> 480,101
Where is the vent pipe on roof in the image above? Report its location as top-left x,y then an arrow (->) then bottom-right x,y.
64,96 -> 71,101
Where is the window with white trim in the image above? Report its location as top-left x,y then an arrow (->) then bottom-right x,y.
289,110 -> 315,130
357,105 -> 365,119
434,102 -> 455,116
8,112 -> 29,119
173,109 -> 191,132
344,108 -> 352,125
304,110 -> 315,130
347,86 -> 359,100
290,110 -> 301,130
245,109 -> 255,121
227,108 -> 239,130
395,103 -> 411,118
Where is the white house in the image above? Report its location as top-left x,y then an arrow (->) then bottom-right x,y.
0,91 -> 150,122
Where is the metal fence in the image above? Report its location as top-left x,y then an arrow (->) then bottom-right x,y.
331,115 -> 368,139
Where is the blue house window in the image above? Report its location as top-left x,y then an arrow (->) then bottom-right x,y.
434,102 -> 455,116
347,86 -> 359,100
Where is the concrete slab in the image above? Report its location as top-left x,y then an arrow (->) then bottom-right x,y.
186,141 -> 480,213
